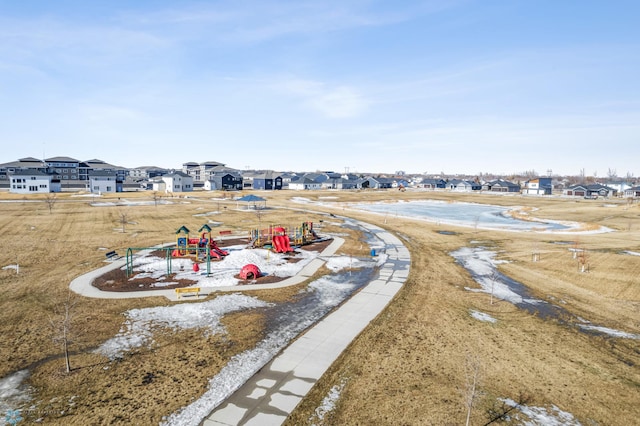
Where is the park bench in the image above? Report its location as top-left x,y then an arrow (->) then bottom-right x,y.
219,230 -> 232,236
175,287 -> 201,299
105,250 -> 119,260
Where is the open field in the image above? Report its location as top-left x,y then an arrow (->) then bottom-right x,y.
1,189 -> 639,425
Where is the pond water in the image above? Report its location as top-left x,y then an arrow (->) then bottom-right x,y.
351,200 -> 571,232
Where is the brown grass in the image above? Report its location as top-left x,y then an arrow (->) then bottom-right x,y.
1,190 -> 639,425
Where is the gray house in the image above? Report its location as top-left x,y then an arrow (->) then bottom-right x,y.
362,177 -> 394,189
564,184 -> 617,198
483,179 -> 521,193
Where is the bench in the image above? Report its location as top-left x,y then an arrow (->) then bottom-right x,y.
219,230 -> 232,235
175,287 -> 201,299
105,250 -> 118,260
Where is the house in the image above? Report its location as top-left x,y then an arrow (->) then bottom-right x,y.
161,172 -> 193,193
419,178 -> 446,189
88,170 -> 119,194
523,177 -> 553,195
334,175 -> 363,190
204,171 -> 243,191
483,179 -> 521,193
288,177 -> 322,190
1,156 -> 131,192
0,157 -> 48,191
8,170 -> 52,194
242,171 -> 282,190
361,177 -> 394,189
182,161 -> 227,186
447,179 -> 481,191
129,166 -> 169,179
623,186 -> 640,198
607,181 -> 633,195
564,183 -> 617,198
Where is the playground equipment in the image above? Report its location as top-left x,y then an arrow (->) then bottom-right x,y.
239,264 -> 261,280
250,222 -> 318,253
171,224 -> 229,260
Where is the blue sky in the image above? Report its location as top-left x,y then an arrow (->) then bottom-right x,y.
1,0 -> 639,177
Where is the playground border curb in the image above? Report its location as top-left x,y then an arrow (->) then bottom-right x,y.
69,237 -> 344,301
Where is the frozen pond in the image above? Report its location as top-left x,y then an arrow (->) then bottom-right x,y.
350,200 -> 572,232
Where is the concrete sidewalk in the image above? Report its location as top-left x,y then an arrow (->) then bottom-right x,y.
69,237 -> 345,301
202,223 -> 410,425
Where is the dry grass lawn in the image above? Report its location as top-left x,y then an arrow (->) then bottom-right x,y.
1,189 -> 639,425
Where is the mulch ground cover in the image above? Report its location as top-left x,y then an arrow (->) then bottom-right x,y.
93,237 -> 333,292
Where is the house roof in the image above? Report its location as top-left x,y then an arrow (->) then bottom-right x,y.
89,170 -> 117,177
45,156 -> 80,163
9,169 -> 51,177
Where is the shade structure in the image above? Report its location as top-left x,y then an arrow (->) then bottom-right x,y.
236,194 -> 266,209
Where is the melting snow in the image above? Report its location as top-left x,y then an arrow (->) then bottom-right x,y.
309,380 -> 347,425
127,245 -> 320,288
501,398 -> 582,425
470,310 -> 497,323
96,294 -> 271,360
0,370 -> 32,424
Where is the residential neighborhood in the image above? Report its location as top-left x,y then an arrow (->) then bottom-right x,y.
1,155 -> 638,199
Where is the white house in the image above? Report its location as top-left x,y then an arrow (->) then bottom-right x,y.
9,170 -> 52,194
89,170 -> 118,194
523,177 -> 552,195
161,172 -> 193,193
289,178 -> 322,190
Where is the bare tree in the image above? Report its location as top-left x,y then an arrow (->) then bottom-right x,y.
44,193 -> 57,213
462,352 -> 483,426
254,206 -> 265,225
152,191 -> 161,207
119,211 -> 129,233
49,293 -> 79,373
490,271 -> 499,305
607,168 -> 617,181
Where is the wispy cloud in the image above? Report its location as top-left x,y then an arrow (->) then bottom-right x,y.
277,78 -> 368,118
119,0 -> 448,45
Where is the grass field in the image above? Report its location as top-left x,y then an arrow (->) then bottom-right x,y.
1,189 -> 639,425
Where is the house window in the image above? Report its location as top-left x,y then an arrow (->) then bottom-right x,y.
29,186 -> 38,191
106,186 -> 112,191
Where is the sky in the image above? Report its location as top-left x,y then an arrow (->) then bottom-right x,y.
0,0 -> 639,177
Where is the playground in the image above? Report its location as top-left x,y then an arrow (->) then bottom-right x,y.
93,236 -> 333,292
93,222 -> 332,293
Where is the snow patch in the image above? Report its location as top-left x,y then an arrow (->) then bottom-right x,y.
0,370 -> 32,422
500,398 -> 582,425
578,324 -> 640,340
96,294 -> 271,360
309,379 -> 347,425
470,310 -> 497,323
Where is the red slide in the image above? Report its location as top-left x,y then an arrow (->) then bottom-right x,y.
273,235 -> 293,253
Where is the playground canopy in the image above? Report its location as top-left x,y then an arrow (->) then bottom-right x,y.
236,194 -> 267,210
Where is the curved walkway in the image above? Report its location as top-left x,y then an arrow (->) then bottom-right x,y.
68,219 -> 411,426
201,221 -> 410,425
69,237 -> 345,301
